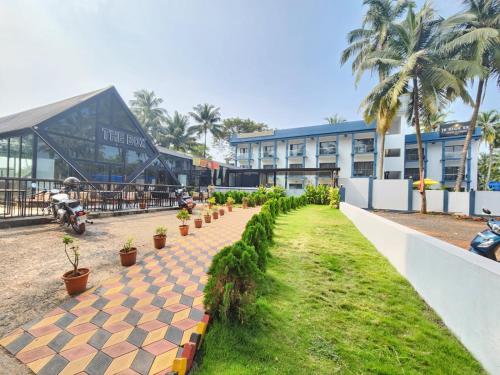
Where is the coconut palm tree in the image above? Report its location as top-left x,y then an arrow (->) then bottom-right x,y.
477,110 -> 499,188
341,0 -> 412,179
129,90 -> 167,144
440,0 -> 500,191
163,111 -> 200,154
360,3 -> 471,213
324,114 -> 347,124
422,110 -> 448,132
189,104 -> 223,159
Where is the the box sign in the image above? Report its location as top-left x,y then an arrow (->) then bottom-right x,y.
101,128 -> 146,149
439,123 -> 469,137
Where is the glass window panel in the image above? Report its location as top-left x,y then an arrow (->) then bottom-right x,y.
8,137 -> 20,177
46,102 -> 96,140
354,139 -> 374,153
97,92 -> 112,126
21,134 -> 33,178
47,134 -> 95,161
111,95 -> 139,133
98,145 -> 123,164
384,148 -> 401,157
0,138 -> 8,177
36,137 -> 74,180
353,161 -> 374,177
319,141 -> 336,155
125,149 -> 149,176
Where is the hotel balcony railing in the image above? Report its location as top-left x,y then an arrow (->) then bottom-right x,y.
237,154 -> 252,160
288,149 -> 304,157
319,148 -> 336,155
354,145 -> 374,154
262,152 -> 274,158
445,151 -> 461,159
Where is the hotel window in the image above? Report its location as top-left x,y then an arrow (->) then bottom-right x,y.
319,162 -> 336,177
288,163 -> 303,177
404,168 -> 420,180
444,166 -> 459,181
353,161 -> 374,177
263,164 -> 274,169
405,148 -> 423,162
289,143 -> 304,156
263,145 -> 274,157
288,183 -> 303,189
384,148 -> 400,157
354,138 -> 374,153
384,171 -> 401,179
445,145 -> 463,159
319,141 -> 336,155
238,147 -> 248,159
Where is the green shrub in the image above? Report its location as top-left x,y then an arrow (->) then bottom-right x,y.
247,195 -> 256,207
266,186 -> 286,200
204,241 -> 261,323
305,184 -> 331,205
242,223 -> 268,271
329,187 -> 340,209
258,211 -> 274,241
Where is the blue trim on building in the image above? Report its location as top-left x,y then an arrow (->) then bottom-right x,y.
335,134 -> 340,168
469,189 -> 475,216
368,176 -> 373,209
258,142 -> 262,169
441,141 -> 445,185
407,178 -> 413,211
273,139 -> 278,168
405,127 -> 481,144
350,134 -> 355,178
443,190 -> 449,213
424,142 -> 428,177
466,142 -> 472,191
373,131 -> 378,178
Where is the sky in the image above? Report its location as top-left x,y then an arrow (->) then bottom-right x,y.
0,0 -> 498,157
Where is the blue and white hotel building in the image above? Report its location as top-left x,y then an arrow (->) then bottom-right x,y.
230,111 -> 482,191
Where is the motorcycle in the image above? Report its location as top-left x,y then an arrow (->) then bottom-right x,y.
43,177 -> 91,234
175,187 -> 196,214
469,208 -> 500,262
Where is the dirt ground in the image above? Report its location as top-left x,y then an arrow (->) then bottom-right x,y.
374,211 -> 486,250
0,208 -> 218,375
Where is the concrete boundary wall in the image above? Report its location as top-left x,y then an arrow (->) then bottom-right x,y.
340,202 -> 500,374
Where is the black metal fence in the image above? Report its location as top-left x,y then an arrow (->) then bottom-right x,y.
0,177 -> 208,219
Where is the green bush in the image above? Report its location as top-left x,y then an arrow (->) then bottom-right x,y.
266,186 -> 286,200
305,184 -> 332,205
247,195 -> 256,207
242,222 -> 269,271
329,187 -> 340,209
204,241 -> 261,323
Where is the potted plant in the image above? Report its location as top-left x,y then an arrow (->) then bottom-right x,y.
208,197 -> 216,209
204,209 -> 212,223
153,226 -> 167,249
139,198 -> 147,209
242,196 -> 249,209
120,237 -> 137,266
219,206 -> 225,216
194,213 -> 203,228
212,206 -> 219,220
61,235 -> 90,295
226,197 -> 234,212
177,209 -> 191,236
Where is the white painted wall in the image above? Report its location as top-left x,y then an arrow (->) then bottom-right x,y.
426,143 -> 442,183
412,190 -> 445,212
340,202 -> 500,374
338,134 -> 352,178
339,177 -> 369,208
475,191 -> 500,216
372,180 -> 408,210
449,192 -> 470,215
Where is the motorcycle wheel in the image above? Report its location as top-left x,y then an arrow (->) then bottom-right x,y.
71,222 -> 86,234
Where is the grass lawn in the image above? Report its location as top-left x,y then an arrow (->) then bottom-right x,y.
193,205 -> 484,374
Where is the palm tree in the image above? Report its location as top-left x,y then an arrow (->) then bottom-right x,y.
341,0 -> 412,179
129,90 -> 167,144
422,110 -> 448,132
189,104 -> 222,159
477,110 -> 499,188
441,0 -> 500,191
324,114 -> 347,124
163,111 -> 200,154
360,3 -> 471,213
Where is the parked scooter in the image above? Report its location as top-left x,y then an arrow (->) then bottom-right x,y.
43,177 -> 91,234
469,208 -> 500,262
175,187 -> 196,214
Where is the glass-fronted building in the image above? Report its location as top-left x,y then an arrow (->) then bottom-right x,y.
0,86 -> 229,186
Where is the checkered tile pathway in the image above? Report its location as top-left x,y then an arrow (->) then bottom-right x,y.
0,207 -> 258,375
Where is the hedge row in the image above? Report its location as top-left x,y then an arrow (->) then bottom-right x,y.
211,186 -> 286,206
204,194 -> 308,323
304,185 -> 340,208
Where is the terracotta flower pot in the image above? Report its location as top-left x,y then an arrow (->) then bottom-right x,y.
179,225 -> 189,236
219,208 -> 225,216
120,248 -> 137,267
62,268 -> 90,295
204,215 -> 211,223
194,218 -> 202,228
227,206 -> 233,212
212,212 -> 219,220
153,234 -> 166,249
139,202 -> 146,209
208,203 -> 213,209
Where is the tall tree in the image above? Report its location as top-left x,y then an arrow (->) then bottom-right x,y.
163,111 -> 200,154
129,90 -> 167,144
478,151 -> 500,189
341,0 -> 412,179
360,3 -> 471,213
189,104 -> 223,159
324,114 -> 347,124
421,110 -> 448,132
441,0 -> 500,191
477,110 -> 499,188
